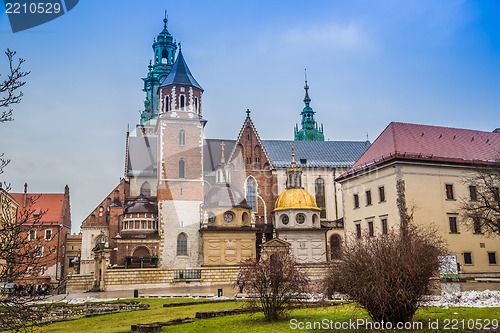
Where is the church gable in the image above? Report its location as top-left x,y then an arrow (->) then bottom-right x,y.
81,179 -> 128,227
228,110 -> 272,171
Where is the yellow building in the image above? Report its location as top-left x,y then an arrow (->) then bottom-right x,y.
64,233 -> 82,277
337,122 -> 500,277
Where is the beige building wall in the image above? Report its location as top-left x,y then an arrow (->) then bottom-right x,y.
340,161 -> 500,276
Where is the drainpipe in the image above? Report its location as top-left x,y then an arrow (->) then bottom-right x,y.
333,168 -> 339,221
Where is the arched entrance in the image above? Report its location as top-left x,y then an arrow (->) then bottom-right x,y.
330,234 -> 342,260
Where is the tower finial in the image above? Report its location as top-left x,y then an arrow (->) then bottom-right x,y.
246,108 -> 251,117
163,10 -> 168,29
304,68 -> 308,86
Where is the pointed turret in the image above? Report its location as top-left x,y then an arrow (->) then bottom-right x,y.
158,47 -> 203,116
160,48 -> 203,91
294,72 -> 325,141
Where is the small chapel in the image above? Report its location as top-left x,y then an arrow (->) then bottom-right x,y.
73,16 -> 369,291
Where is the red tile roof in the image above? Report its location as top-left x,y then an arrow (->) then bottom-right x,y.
11,193 -> 65,224
342,122 -> 500,177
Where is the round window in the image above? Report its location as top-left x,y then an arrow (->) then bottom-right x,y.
208,212 -> 216,223
296,213 -> 306,224
224,211 -> 234,222
281,214 -> 289,225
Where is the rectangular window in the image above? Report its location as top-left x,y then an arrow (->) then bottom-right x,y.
381,218 -> 388,235
449,216 -> 458,233
45,229 -> 52,240
488,252 -> 497,265
368,221 -> 374,237
34,246 -> 43,258
445,184 -> 455,200
355,223 -> 361,239
469,185 -> 478,201
463,252 -> 473,265
378,186 -> 385,202
366,190 -> 372,206
353,194 -> 359,208
68,257 -> 77,268
473,216 -> 482,234
28,229 -> 36,241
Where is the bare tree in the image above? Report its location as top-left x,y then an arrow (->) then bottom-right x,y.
1,48 -> 30,175
239,251 -> 310,321
460,163 -> 500,235
0,191 -> 60,332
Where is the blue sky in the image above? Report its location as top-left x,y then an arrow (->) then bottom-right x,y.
1,0 -> 499,233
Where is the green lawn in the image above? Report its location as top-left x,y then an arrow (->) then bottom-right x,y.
37,298 -> 500,333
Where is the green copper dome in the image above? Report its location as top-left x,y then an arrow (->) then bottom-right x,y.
294,80 -> 324,141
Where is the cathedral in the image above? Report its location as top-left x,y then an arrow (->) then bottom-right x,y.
76,17 -> 369,290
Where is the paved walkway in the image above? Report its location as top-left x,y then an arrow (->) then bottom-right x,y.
48,284 -> 237,302
46,281 -> 500,303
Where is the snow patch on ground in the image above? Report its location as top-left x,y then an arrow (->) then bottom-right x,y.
421,290 -> 500,308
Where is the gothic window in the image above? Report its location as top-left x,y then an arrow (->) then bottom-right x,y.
315,178 -> 326,218
179,158 -> 185,179
245,177 -> 257,212
180,95 -> 185,111
140,182 -> 151,196
177,233 -> 188,256
179,130 -> 186,146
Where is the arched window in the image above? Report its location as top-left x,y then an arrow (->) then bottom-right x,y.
179,130 -> 186,146
245,177 -> 257,212
140,182 -> 151,196
177,233 -> 187,256
315,178 -> 326,218
165,96 -> 170,112
95,234 -> 106,246
179,158 -> 185,178
133,246 -> 151,257
194,97 -> 199,113
180,95 -> 185,110
330,234 -> 342,260
161,50 -> 168,64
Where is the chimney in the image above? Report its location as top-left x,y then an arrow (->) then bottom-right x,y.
23,182 -> 28,208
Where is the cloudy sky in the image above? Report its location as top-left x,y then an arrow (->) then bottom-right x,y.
1,0 -> 499,233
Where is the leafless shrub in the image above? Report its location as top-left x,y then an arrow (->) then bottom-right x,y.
239,251 -> 310,321
324,225 -> 447,324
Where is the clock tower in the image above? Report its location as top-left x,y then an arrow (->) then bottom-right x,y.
141,15 -> 178,125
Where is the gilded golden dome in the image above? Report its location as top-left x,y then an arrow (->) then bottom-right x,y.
274,188 -> 321,212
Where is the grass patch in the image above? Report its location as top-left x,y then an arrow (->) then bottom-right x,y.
37,299 -> 243,333
36,299 -> 500,333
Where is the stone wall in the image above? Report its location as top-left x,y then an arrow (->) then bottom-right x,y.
66,264 -> 329,292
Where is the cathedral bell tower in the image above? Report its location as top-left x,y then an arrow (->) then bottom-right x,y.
141,14 -> 178,125
156,47 -> 204,268
294,76 -> 325,141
